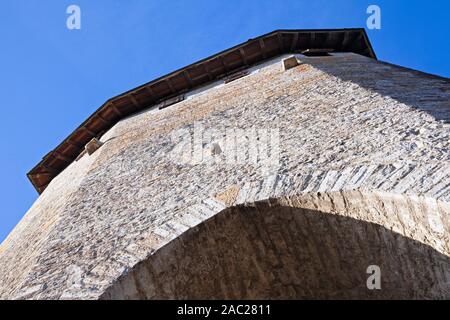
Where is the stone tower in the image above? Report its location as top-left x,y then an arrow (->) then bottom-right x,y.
1,29 -> 449,300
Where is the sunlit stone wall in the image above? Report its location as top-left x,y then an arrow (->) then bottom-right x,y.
1,53 -> 449,299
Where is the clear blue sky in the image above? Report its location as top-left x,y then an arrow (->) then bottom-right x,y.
0,0 -> 449,242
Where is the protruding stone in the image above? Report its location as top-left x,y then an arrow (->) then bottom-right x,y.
85,138 -> 103,156
210,142 -> 222,156
282,56 -> 300,70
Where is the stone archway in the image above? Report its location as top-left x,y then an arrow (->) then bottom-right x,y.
100,191 -> 450,300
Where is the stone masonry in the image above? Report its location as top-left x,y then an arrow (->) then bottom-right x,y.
0,52 -> 449,299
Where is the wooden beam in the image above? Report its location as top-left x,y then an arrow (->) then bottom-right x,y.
220,56 -> 229,72
259,38 -> 267,59
65,140 -> 83,149
144,86 -> 160,104
277,33 -> 285,52
203,63 -> 214,81
109,102 -> 123,117
291,33 -> 299,52
96,114 -> 110,126
166,78 -> 176,94
355,31 -> 364,47
54,152 -> 72,163
310,32 -> 316,47
37,185 -> 49,193
239,48 -> 249,66
81,126 -> 96,137
42,165 -> 58,174
129,95 -> 140,108
145,86 -> 155,96
30,172 -> 53,179
183,70 -> 194,88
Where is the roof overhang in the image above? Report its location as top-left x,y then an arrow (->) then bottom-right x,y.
28,28 -> 377,193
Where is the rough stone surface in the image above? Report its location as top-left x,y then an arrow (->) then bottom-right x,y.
0,53 -> 449,299
101,191 -> 450,300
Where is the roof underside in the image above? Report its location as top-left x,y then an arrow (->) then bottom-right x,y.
28,28 -> 377,193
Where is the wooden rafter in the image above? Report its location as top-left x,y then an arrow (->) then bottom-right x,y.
166,79 -> 176,94
291,33 -> 299,51
259,38 -> 267,59
96,114 -> 110,126
183,70 -> 194,88
109,102 -> 123,117
54,152 -> 72,163
239,48 -> 249,66
203,63 -> 214,81
277,33 -> 285,52
129,95 -> 140,108
81,126 -> 96,137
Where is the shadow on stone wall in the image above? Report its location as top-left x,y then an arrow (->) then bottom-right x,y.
312,57 -> 450,123
100,199 -> 450,300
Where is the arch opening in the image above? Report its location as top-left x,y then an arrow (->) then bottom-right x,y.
100,192 -> 450,300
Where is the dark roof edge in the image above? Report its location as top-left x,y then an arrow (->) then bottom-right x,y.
110,28 -> 376,99
28,28 -> 377,193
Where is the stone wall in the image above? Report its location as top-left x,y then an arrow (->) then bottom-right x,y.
101,191 -> 450,300
0,52 -> 449,299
